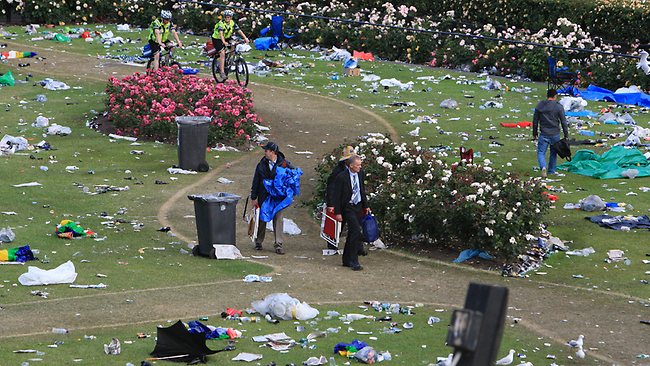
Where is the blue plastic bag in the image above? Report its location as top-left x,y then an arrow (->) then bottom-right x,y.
362,213 -> 380,242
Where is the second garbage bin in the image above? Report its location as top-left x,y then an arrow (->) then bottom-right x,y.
188,192 -> 241,258
176,116 -> 210,172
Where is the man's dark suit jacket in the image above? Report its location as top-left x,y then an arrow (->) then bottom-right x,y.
333,168 -> 368,216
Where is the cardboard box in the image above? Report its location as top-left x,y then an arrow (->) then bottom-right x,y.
344,67 -> 361,76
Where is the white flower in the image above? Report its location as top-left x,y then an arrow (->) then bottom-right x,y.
509,237 -> 517,244
466,195 -> 477,201
390,193 -> 396,199
450,190 -> 457,196
415,156 -> 422,165
377,156 -> 384,165
409,203 -> 415,209
484,227 -> 494,236
476,200 -> 485,206
505,212 -> 513,220
477,188 -> 484,196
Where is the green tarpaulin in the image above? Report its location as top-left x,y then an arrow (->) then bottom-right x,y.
558,146 -> 650,179
0,71 -> 15,86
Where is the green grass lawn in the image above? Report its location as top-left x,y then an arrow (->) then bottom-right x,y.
0,304 -> 595,365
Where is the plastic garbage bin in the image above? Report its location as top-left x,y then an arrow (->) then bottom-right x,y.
176,116 -> 210,172
188,192 -> 241,258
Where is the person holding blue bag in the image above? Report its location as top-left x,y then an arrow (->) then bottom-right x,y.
333,154 -> 369,271
250,141 -> 301,255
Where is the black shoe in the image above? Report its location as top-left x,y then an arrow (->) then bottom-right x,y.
351,265 -> 363,271
254,244 -> 263,251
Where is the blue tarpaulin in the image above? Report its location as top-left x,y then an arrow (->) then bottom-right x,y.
260,166 -> 303,222
579,85 -> 650,108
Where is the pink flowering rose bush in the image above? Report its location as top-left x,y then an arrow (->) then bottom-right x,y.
106,67 -> 258,145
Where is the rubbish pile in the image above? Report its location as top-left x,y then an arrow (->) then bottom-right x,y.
502,230 -> 570,277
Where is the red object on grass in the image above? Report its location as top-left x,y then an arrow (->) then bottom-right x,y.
353,50 -> 375,61
500,121 -> 532,128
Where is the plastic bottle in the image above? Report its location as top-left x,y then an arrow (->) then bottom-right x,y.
52,327 -> 68,334
329,356 -> 337,366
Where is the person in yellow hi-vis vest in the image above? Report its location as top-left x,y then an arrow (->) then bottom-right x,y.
148,10 -> 183,71
211,9 -> 249,81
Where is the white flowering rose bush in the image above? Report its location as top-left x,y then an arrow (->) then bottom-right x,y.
313,138 -> 551,260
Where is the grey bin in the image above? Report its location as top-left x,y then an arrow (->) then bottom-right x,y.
176,116 -> 210,172
188,192 -> 241,258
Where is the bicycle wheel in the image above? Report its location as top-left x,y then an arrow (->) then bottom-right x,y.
234,57 -> 249,87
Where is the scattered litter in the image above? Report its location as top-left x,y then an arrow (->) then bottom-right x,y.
217,177 -> 234,184
231,352 -> 263,362
267,218 -> 301,235
47,124 -> 72,136
243,274 -> 272,282
566,247 -> 596,257
70,283 -> 107,289
0,227 -> 15,242
33,116 -> 49,127
168,167 -> 197,175
252,293 -> 319,320
440,99 -> 459,109
213,245 -> 244,260
108,133 -> 137,142
39,78 -> 70,90
103,338 -> 121,355
12,182 -> 42,187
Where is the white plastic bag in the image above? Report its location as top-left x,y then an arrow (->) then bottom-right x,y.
579,195 -> 605,212
294,302 -> 319,320
19,260 -> 78,286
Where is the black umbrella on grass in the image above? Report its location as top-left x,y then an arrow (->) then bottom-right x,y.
148,320 -> 234,364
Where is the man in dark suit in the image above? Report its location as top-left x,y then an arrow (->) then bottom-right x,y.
333,154 -> 369,271
250,141 -> 291,254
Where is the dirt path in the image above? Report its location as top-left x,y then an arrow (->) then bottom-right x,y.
1,43 -> 647,364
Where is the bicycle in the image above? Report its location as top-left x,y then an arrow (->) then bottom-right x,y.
146,43 -> 180,70
211,40 -> 249,87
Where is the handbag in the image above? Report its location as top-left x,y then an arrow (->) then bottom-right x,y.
552,138 -> 572,161
361,213 -> 380,243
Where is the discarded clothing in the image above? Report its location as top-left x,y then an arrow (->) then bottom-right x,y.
0,245 -> 35,262
587,214 -> 650,230
187,320 -> 231,340
334,339 -> 369,357
56,220 -> 96,239
452,249 -> 494,263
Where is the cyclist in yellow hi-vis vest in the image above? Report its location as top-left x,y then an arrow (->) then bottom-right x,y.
211,9 -> 249,81
148,10 -> 183,71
